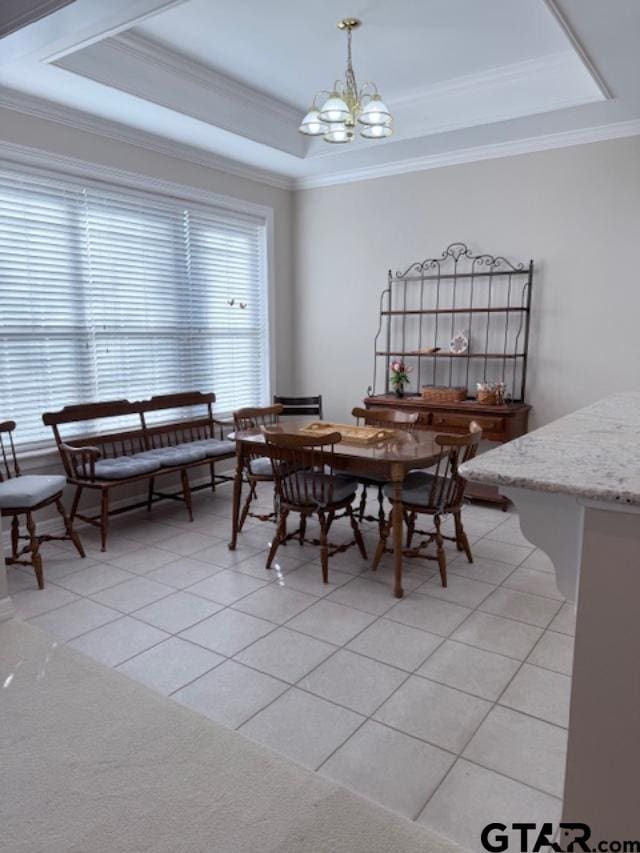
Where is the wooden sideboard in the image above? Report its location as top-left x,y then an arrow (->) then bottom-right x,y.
364,394 -> 531,507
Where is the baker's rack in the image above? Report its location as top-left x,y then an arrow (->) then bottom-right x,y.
371,242 -> 534,402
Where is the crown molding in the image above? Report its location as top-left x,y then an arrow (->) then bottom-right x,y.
0,0 -> 74,38
295,119 -> 640,189
0,88 -> 294,190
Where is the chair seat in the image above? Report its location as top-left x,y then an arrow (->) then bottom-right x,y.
284,472 -> 359,506
137,445 -> 207,467
0,475 -> 67,508
355,473 -> 388,487
190,439 -> 236,458
383,471 -> 438,507
249,457 -> 274,477
83,457 -> 162,480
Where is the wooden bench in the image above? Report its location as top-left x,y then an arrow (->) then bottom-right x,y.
42,392 -> 236,551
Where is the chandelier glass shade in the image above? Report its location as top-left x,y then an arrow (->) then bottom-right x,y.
298,18 -> 393,144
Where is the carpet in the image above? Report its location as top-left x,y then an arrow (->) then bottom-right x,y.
0,619 -> 462,853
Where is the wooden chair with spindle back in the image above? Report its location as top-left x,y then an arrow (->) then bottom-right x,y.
372,421 -> 483,587
0,420 -> 85,589
273,395 -> 323,419
262,429 -> 367,583
351,407 -> 420,534
233,404 -> 283,530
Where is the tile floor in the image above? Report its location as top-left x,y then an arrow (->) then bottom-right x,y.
9,483 -> 573,851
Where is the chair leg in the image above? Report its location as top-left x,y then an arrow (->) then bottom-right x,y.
146,477 -> 155,512
266,508 -> 288,569
210,462 -> 216,493
372,510 -> 391,571
454,510 -> 473,563
100,490 -> 109,552
26,511 -> 44,590
180,469 -> 194,522
358,484 -> 367,522
70,485 -> 83,522
55,498 -> 85,558
238,481 -> 257,532
299,513 -> 307,545
406,511 -> 416,548
349,506 -> 368,561
434,515 -> 448,587
10,515 -> 19,560
318,511 -> 329,584
377,485 -> 386,537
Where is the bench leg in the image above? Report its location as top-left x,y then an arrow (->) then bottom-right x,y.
100,490 -> 109,552
147,477 -> 155,512
70,485 -> 83,522
10,515 -> 19,560
26,511 -> 44,590
180,469 -> 194,522
209,462 -> 216,493
55,497 -> 85,559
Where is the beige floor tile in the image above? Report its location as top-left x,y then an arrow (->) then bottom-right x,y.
117,636 -> 223,695
186,569 -> 266,605
144,557 -> 219,589
386,593 -> 472,637
120,521 -> 187,547
134,591 -> 223,633
548,602 -> 576,636
28,598 -> 120,641
321,720 -> 454,820
12,584 -> 79,619
173,660 -> 286,729
68,616 -> 168,666
500,663 -> 572,728
419,574 -> 496,608
418,759 -> 562,850
448,556 -> 517,585
300,649 -> 406,715
90,576 -> 173,613
521,549 -> 555,574
25,554 -> 96,582
326,577 -> 399,616
107,545 -> 179,574
479,587 -> 562,628
235,626 -> 335,683
286,600 -> 376,645
280,563 -> 353,597
504,567 -> 564,600
463,705 -> 567,797
233,584 -> 318,623
179,608 -> 274,656
451,611 -> 543,660
55,563 -> 134,596
240,688 -> 363,769
233,550 -> 309,579
528,630 -> 574,676
347,618 -> 443,672
374,675 -> 490,753
190,540 -> 264,570
485,522 -> 534,548
470,539 -> 533,566
157,530 -> 223,557
359,563 -> 433,592
417,640 -> 520,701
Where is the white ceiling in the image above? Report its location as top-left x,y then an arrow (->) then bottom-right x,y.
0,0 -> 638,188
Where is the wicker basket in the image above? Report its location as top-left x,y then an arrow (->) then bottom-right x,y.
421,386 -> 467,403
476,388 -> 499,405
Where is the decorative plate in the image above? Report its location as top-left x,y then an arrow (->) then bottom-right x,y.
449,332 -> 469,354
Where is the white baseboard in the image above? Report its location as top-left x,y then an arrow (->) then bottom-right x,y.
0,596 -> 16,622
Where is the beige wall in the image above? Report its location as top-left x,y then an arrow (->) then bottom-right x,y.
292,136 -> 640,428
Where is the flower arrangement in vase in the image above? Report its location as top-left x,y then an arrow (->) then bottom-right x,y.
389,360 -> 413,398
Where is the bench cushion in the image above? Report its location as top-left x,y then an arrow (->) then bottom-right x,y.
190,439 -> 236,458
84,457 -> 162,481
0,475 -> 67,508
137,446 -> 207,467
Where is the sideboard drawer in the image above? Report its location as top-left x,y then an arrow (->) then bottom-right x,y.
432,413 -> 505,434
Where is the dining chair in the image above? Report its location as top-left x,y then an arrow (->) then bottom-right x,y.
263,429 -> 367,582
273,395 -> 323,419
233,404 -> 283,531
372,421 -> 483,587
351,406 -> 420,534
0,420 -> 85,589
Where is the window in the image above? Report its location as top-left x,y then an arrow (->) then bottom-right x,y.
0,166 -> 270,447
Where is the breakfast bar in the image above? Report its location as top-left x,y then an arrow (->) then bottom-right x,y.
460,391 -> 640,841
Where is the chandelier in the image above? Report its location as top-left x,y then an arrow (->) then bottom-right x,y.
298,18 -> 393,144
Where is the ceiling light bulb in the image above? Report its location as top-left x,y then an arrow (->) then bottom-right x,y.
360,123 -> 393,139
318,92 -> 351,123
324,122 -> 355,144
358,95 -> 392,126
298,107 -> 328,135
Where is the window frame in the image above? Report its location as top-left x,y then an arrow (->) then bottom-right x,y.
0,145 -> 276,455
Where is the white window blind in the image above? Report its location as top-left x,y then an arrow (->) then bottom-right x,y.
0,166 -> 269,447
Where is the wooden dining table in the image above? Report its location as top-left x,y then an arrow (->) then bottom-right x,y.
227,418 -> 448,598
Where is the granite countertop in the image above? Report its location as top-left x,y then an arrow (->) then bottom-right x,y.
460,391 -> 640,507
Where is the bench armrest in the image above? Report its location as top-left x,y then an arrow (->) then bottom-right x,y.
59,443 -> 101,481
